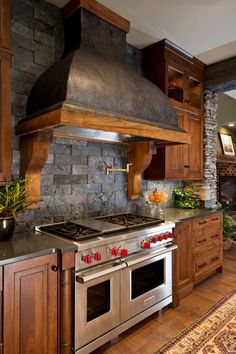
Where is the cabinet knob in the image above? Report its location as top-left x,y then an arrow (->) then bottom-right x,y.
51,265 -> 59,272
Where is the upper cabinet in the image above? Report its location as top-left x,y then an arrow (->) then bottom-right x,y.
142,39 -> 205,181
0,0 -> 11,182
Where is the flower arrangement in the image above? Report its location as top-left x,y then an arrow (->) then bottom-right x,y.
148,190 -> 168,204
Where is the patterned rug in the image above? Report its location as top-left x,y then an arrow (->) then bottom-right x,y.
157,289 -> 236,354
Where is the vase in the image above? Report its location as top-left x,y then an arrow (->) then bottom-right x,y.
0,216 -> 15,241
150,204 -> 164,219
156,204 -> 165,219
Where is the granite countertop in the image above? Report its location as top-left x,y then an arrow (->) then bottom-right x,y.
0,229 -> 77,266
0,208 -> 222,266
164,207 -> 222,223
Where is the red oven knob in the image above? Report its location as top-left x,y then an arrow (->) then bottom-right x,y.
111,247 -> 119,256
94,251 -> 102,261
120,248 -> 128,257
143,241 -> 151,249
83,255 -> 92,264
151,236 -> 157,243
166,232 -> 173,239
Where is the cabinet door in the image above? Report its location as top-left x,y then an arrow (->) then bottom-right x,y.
186,75 -> 203,115
0,50 -> 11,182
4,254 -> 58,354
167,64 -> 185,109
188,113 -> 203,179
165,110 -> 189,179
173,221 -> 193,305
0,0 -> 11,50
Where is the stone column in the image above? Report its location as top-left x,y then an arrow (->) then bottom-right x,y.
203,90 -> 218,207
185,90 -> 218,208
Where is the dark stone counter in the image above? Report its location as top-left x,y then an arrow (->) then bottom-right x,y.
164,207 -> 222,223
0,229 -> 77,266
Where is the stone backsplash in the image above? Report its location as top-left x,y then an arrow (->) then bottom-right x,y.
12,0 -> 182,225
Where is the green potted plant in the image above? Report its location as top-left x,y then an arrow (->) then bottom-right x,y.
0,179 -> 33,241
223,213 -> 236,250
172,186 -> 200,209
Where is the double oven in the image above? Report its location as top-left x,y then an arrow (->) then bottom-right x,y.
37,213 -> 177,354
74,247 -> 175,353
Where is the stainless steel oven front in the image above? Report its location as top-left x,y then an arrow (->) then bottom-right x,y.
74,261 -> 126,350
121,247 -> 174,322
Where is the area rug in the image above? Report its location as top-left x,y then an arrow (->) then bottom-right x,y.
157,289 -> 236,353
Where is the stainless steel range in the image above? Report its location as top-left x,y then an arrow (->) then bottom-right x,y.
36,213 -> 177,354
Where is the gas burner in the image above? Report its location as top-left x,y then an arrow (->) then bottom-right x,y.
96,213 -> 164,228
39,222 -> 103,241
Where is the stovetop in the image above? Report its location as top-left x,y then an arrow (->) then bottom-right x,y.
37,213 -> 165,242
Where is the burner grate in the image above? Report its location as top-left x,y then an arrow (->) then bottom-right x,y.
96,213 -> 164,228
40,222 -> 103,241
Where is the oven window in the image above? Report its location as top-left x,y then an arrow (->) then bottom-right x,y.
87,280 -> 110,322
131,259 -> 164,299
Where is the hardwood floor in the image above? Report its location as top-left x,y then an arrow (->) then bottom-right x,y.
93,244 -> 236,354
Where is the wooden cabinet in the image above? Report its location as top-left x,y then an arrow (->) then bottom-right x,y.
173,220 -> 193,307
173,212 -> 223,307
192,213 -> 223,283
0,0 -> 11,182
142,39 -> 204,181
3,254 -> 58,354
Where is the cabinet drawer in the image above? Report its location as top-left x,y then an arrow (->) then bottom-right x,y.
193,249 -> 222,282
193,228 -> 221,250
192,213 -> 222,232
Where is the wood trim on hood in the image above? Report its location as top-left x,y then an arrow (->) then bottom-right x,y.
16,107 -> 191,145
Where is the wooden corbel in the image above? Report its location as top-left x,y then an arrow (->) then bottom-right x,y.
20,130 -> 53,207
128,141 -> 156,200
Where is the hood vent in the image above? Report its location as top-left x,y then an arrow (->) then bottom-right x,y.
16,0 -> 190,145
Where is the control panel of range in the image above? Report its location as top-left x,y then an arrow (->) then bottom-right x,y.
76,229 -> 174,270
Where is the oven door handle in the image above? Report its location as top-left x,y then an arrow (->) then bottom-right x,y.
76,262 -> 127,283
125,245 -> 178,267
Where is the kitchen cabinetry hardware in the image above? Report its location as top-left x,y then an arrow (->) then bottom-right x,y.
198,221 -> 207,225
198,238 -> 207,244
211,217 -> 219,221
211,234 -> 219,239
51,265 -> 60,272
211,256 -> 219,262
198,262 -> 207,270
106,163 -> 133,175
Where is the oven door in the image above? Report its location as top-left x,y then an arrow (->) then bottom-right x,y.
121,246 -> 177,322
74,261 -> 126,350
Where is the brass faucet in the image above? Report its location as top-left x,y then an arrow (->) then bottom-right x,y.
106,163 -> 133,175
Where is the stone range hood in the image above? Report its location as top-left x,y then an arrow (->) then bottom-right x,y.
16,0 -> 190,203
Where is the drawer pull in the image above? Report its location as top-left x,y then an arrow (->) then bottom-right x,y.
198,221 -> 207,225
211,217 -> 219,221
198,262 -> 207,270
211,256 -> 219,262
211,234 -> 219,239
198,238 -> 207,244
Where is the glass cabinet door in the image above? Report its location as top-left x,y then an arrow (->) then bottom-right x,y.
189,77 -> 202,110
168,66 -> 184,104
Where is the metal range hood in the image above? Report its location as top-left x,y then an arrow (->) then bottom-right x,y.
16,0 -> 190,146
